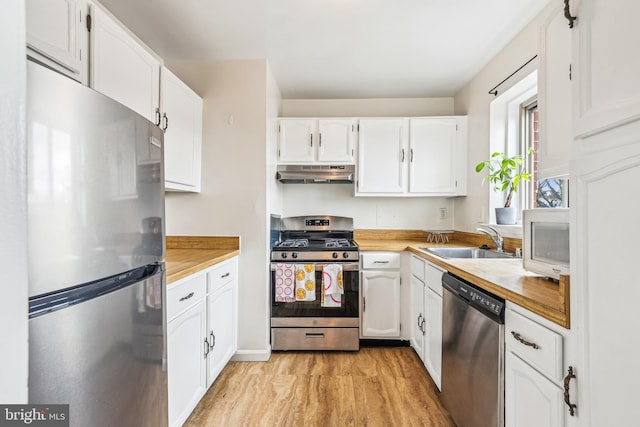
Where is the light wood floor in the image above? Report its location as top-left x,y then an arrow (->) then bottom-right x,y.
184,347 -> 456,426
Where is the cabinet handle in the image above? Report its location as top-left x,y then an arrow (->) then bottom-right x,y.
154,108 -> 161,126
179,292 -> 194,302
511,331 -> 540,350
373,260 -> 389,264
319,133 -> 322,147
417,313 -> 423,329
162,113 -> 168,132
563,366 -> 577,416
310,134 -> 313,147
221,272 -> 230,279
210,331 -> 216,349
410,148 -> 414,162
363,297 -> 366,312
204,337 -> 210,357
420,316 -> 426,335
401,149 -> 405,162
305,332 -> 325,338
563,0 -> 577,29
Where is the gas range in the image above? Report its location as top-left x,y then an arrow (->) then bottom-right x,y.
271,216 -> 359,262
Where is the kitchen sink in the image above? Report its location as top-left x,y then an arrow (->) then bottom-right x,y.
420,247 -> 515,259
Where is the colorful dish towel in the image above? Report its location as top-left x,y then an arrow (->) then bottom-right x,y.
295,264 -> 316,301
274,263 -> 296,303
322,264 -> 343,307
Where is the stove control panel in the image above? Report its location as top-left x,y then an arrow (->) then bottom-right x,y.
305,219 -> 330,227
273,251 -> 359,262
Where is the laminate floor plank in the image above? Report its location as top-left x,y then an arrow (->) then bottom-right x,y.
184,347 -> 455,427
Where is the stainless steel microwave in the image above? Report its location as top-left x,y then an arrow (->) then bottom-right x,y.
523,208 -> 570,280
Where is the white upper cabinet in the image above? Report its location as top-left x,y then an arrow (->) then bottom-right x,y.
162,67 -> 203,192
357,118 -> 408,194
278,118 -> 354,164
357,117 -> 466,196
90,3 -> 161,123
573,0 -> 640,139
26,0 -> 88,83
538,4 -> 572,178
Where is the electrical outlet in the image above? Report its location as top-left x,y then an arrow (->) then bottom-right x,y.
439,207 -> 448,220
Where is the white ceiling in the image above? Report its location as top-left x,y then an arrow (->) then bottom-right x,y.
98,0 -> 551,99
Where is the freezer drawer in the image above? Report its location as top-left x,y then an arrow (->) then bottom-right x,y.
271,327 -> 359,351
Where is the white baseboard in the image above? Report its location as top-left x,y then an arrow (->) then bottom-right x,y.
231,346 -> 272,362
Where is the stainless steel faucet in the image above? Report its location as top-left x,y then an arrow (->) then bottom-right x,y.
476,226 -> 504,253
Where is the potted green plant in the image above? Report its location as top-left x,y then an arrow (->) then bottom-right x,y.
475,150 -> 533,224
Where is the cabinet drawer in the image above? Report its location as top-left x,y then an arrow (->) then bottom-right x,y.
410,255 -> 425,281
167,273 -> 207,320
361,252 -> 401,269
207,258 -> 237,293
506,309 -> 563,382
425,262 -> 445,296
271,328 -> 359,351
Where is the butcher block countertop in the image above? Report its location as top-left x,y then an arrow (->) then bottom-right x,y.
355,230 -> 570,329
165,236 -> 240,284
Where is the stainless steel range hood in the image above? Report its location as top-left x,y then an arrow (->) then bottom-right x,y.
276,165 -> 355,184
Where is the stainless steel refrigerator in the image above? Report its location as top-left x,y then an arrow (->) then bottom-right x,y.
26,60 -> 167,427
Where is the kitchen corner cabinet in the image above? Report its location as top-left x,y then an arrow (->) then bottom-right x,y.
277,118 -> 355,164
537,3 -> 572,178
360,252 -> 401,338
167,257 -> 238,427
89,3 -> 161,123
356,116 -> 467,196
26,0 -> 89,83
162,67 -> 203,192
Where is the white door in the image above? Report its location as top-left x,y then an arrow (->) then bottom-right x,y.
409,118 -> 457,194
168,299 -> 207,427
410,275 -> 425,361
317,119 -> 354,163
26,0 -> 87,81
278,119 -> 315,163
206,283 -> 236,387
90,3 -> 160,123
361,270 -> 401,337
505,351 -> 564,427
162,67 -> 203,192
424,287 -> 443,390
573,0 -> 640,138
357,119 -> 407,194
538,4 -> 572,178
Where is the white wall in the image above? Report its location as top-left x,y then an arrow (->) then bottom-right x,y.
453,1 -> 557,233
0,0 -> 28,403
165,59 -> 275,358
280,98 -> 456,230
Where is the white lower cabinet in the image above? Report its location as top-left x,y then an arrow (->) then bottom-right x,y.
167,257 -> 238,427
360,252 -> 401,338
409,274 -> 425,361
424,286 -> 442,389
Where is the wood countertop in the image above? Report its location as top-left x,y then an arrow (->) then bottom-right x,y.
165,236 -> 240,285
355,230 -> 570,329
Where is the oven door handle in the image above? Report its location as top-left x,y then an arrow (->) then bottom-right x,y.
270,263 -> 359,272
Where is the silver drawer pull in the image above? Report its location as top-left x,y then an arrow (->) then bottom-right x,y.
511,331 -> 540,350
179,292 -> 195,302
220,272 -> 230,278
305,332 -> 325,338
373,260 -> 389,264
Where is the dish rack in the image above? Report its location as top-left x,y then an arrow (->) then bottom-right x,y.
425,230 -> 454,244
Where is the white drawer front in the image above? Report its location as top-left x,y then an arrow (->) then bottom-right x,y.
506,309 -> 563,382
361,252 -> 401,269
410,255 -> 425,281
425,262 -> 445,296
167,273 -> 207,320
208,258 -> 237,293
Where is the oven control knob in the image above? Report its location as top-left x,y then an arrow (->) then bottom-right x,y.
281,253 -> 287,259
342,252 -> 350,259
332,252 -> 338,259
291,252 -> 298,259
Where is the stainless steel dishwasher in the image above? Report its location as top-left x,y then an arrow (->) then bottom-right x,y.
441,273 -> 505,427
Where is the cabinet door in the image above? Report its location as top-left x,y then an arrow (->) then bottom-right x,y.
162,67 -> 203,192
357,119 -> 407,194
573,0 -> 640,138
278,119 -> 315,163
409,118 -> 458,194
505,351 -> 564,427
26,0 -> 87,82
317,119 -> 354,163
168,299 -> 207,427
538,4 -> 572,178
424,287 -> 442,390
361,270 -> 401,337
90,4 -> 160,123
409,275 -> 425,361
206,282 -> 237,387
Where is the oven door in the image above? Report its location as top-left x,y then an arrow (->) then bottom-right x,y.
270,262 -> 359,319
